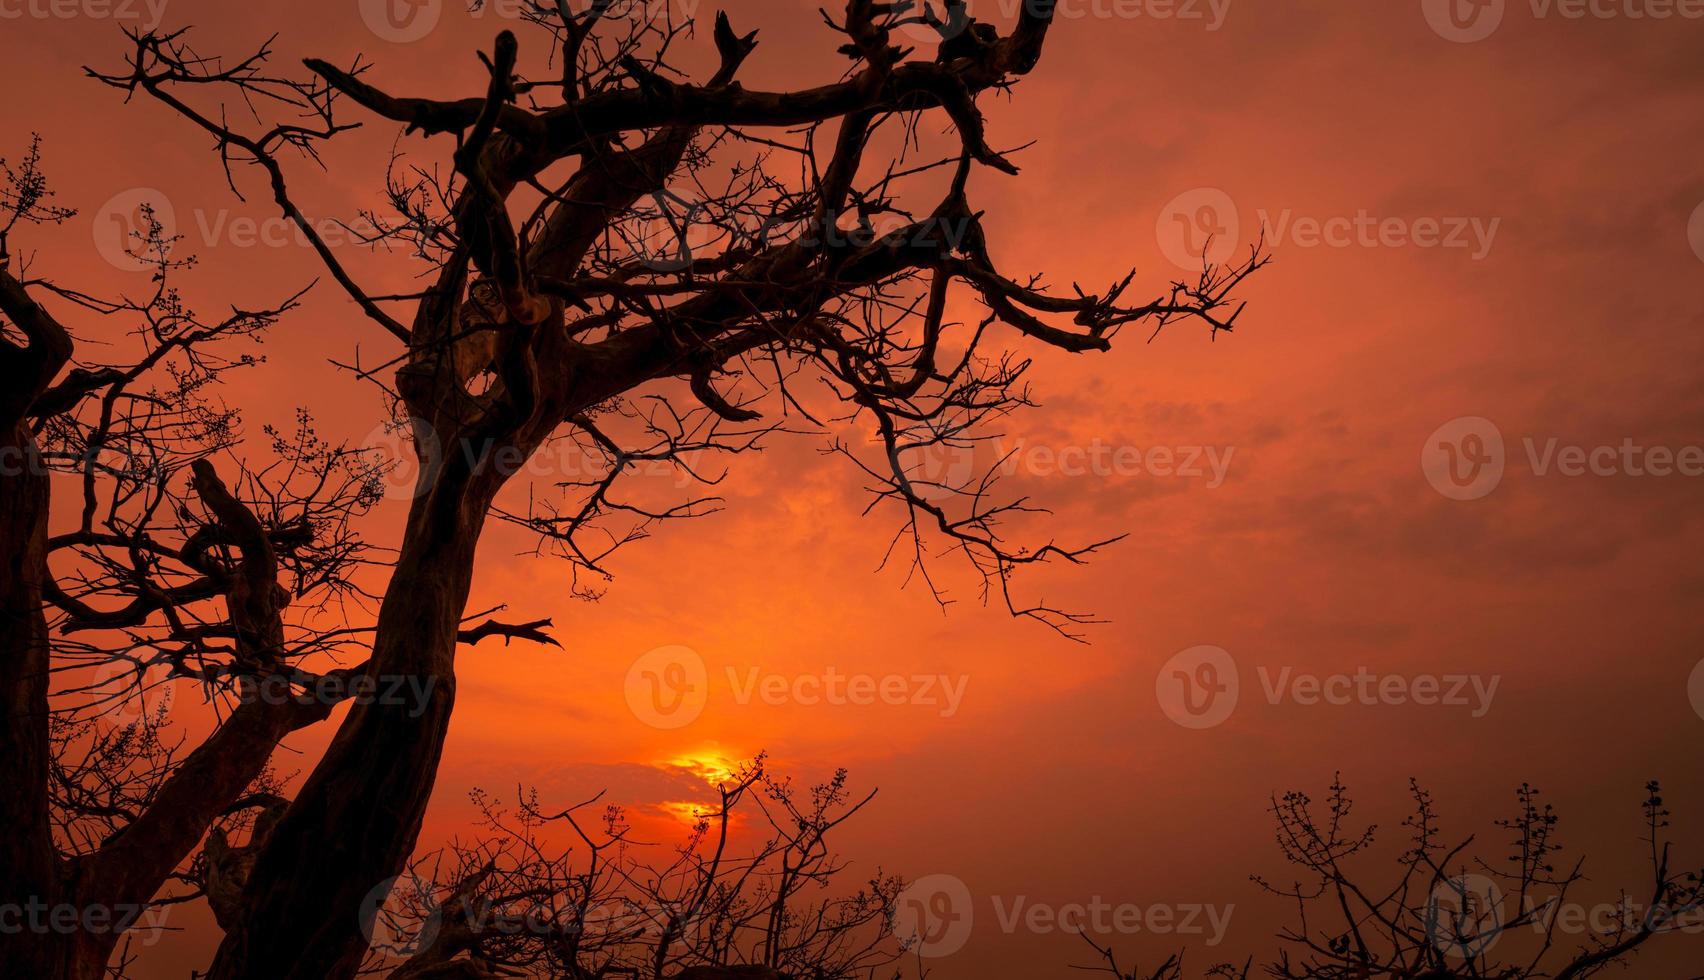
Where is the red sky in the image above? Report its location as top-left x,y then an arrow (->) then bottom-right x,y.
7,0 -> 1704,975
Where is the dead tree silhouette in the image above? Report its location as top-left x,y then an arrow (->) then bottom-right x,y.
1,2 -> 1265,977
0,146 -> 559,977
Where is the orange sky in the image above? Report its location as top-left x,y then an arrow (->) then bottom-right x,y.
7,0 -> 1704,976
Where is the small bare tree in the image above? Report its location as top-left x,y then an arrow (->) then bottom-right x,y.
1078,778 -> 1704,980
354,758 -> 903,980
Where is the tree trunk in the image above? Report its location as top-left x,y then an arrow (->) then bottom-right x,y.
0,418 -> 73,975
206,475 -> 498,980
0,422 -> 115,979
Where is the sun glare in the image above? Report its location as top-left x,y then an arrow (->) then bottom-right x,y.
665,749 -> 744,788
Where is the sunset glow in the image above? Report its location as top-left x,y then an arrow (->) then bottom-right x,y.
4,1 -> 1704,979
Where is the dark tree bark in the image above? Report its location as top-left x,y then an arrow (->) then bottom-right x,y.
207,473 -> 505,978
0,286 -> 76,973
